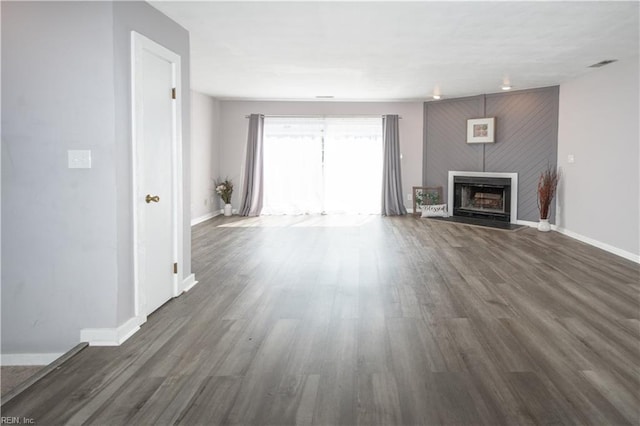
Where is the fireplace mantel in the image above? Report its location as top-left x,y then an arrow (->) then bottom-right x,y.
448,171 -> 518,224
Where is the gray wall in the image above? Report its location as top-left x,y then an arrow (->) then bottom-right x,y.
1,1 -> 191,355
557,58 -> 639,257
191,91 -> 221,221
423,87 -> 559,222
2,1 -> 118,354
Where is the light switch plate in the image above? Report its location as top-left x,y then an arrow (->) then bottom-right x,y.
68,150 -> 92,169
567,154 -> 575,164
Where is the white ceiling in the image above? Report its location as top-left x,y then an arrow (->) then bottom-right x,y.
149,1 -> 639,101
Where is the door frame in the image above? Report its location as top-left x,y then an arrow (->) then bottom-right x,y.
131,31 -> 184,319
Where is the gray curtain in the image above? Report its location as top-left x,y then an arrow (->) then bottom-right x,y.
240,114 -> 264,216
381,115 -> 407,216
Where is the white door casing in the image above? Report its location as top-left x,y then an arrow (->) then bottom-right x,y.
131,32 -> 184,318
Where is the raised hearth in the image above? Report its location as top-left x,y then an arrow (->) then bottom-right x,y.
448,171 -> 518,224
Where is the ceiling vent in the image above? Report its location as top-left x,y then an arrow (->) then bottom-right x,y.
589,59 -> 617,68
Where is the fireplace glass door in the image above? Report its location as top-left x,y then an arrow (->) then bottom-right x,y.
453,176 -> 511,222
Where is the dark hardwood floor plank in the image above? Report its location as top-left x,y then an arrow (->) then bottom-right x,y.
444,318 -> 520,425
560,317 -> 640,385
501,317 -> 632,425
265,374 -> 321,426
175,375 -> 243,425
2,215 -> 638,426
433,372 -> 484,425
356,372 -> 403,426
85,376 -> 165,425
581,369 -> 640,425
356,315 -> 391,374
312,318 -> 358,426
505,371 -> 567,426
63,317 -> 191,425
384,318 -> 444,424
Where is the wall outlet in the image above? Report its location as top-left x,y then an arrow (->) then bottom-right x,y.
407,194 -> 412,201
567,154 -> 575,163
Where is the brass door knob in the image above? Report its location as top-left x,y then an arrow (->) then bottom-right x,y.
145,194 -> 160,203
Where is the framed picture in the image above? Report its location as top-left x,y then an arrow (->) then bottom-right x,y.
467,117 -> 495,143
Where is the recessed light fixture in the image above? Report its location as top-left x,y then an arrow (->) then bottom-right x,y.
432,85 -> 442,100
501,85 -> 512,91
315,95 -> 334,99
589,59 -> 617,68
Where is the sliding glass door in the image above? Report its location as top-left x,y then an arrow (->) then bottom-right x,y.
262,118 -> 324,215
262,117 -> 382,215
323,118 -> 383,214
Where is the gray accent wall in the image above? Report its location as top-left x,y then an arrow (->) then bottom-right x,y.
1,1 -> 190,355
423,87 -> 559,222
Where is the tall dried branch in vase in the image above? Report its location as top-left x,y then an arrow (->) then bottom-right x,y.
537,166 -> 560,220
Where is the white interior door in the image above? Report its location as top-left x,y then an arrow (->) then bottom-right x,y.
132,32 -> 182,317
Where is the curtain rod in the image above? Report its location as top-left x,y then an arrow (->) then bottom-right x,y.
244,114 -> 402,119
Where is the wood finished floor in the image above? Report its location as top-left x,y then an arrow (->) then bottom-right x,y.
2,215 -> 639,425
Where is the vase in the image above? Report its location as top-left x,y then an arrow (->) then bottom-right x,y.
537,218 -> 551,232
224,204 -> 232,217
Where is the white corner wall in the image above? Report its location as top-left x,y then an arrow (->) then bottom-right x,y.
557,58 -> 639,261
219,101 -> 423,211
2,1 -> 118,355
1,1 -> 192,361
190,91 -> 221,225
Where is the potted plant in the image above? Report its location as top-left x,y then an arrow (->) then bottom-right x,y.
537,165 -> 560,232
215,178 -> 234,216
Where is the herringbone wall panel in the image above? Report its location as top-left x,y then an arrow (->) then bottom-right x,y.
485,88 -> 559,222
424,96 -> 484,200
423,87 -> 559,222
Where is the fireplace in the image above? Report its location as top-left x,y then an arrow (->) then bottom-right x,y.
454,175 -> 511,221
448,171 -> 518,224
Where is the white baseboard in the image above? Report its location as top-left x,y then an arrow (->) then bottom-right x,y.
182,273 -> 198,292
554,226 -> 639,264
191,211 -> 220,226
1,352 -> 64,366
79,275 -> 198,347
80,315 -> 145,347
516,220 -> 638,263
516,219 -> 562,230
